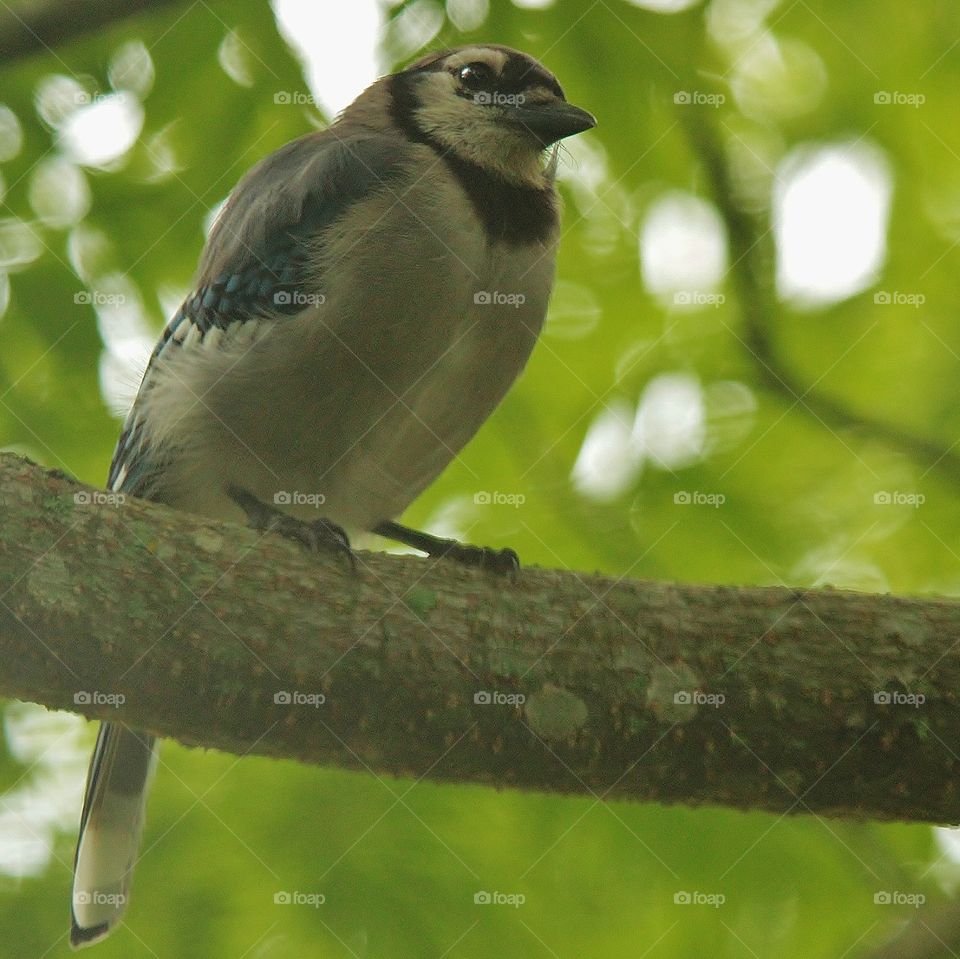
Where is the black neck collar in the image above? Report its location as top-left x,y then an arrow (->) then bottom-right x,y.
389,74 -> 558,247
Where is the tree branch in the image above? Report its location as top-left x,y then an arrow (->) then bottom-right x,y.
859,900 -> 960,959
2,452 -> 959,823
0,0 -> 186,63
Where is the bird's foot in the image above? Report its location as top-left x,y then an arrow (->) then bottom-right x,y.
228,485 -> 355,570
373,520 -> 519,577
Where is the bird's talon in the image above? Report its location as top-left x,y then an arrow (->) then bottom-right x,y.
476,546 -> 520,577
490,547 -> 520,577
310,518 -> 356,570
230,486 -> 355,569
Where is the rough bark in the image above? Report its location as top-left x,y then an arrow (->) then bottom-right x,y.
1,452 -> 958,824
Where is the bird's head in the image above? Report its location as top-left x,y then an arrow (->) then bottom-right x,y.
385,45 -> 596,186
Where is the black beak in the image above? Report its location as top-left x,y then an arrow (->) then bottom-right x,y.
506,100 -> 597,147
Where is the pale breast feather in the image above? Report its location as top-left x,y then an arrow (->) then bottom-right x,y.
106,133 -> 415,498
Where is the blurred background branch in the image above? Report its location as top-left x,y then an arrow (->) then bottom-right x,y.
0,0 -> 186,62
859,900 -> 960,959
682,106 -> 960,485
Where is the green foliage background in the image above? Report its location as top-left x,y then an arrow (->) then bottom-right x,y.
1,0 -> 959,956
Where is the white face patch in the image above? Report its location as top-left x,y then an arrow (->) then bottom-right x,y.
407,50 -> 560,187
440,46 -> 509,74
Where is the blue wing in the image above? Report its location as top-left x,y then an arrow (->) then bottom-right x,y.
107,132 -> 410,497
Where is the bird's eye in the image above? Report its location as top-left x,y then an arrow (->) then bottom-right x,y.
458,62 -> 496,90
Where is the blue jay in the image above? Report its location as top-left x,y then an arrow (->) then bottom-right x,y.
70,44 -> 594,946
